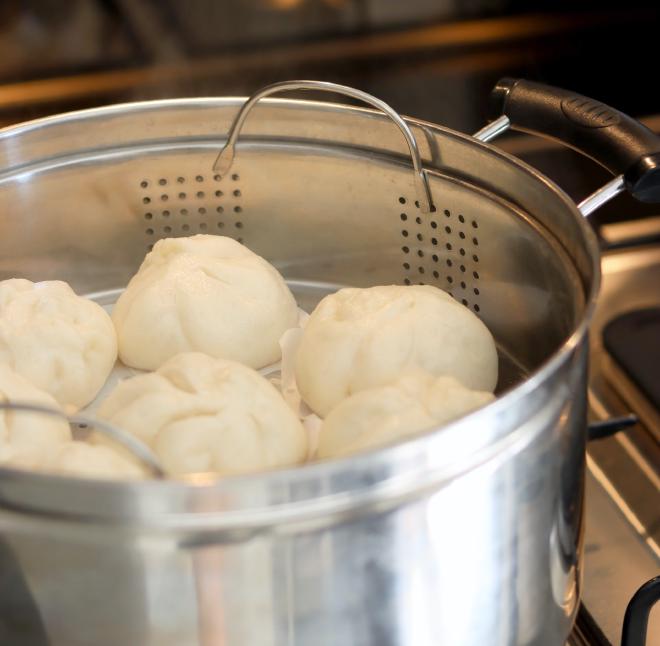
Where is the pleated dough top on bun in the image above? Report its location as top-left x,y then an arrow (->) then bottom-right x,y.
97,352 -> 307,477
112,235 -> 298,371
295,284 -> 498,417
0,279 -> 117,409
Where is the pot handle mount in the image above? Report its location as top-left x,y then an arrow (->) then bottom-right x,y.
475,78 -> 660,216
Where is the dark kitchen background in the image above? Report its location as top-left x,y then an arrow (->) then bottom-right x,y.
2,0 -> 660,225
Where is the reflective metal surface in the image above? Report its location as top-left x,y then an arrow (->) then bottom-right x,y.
473,115 -> 511,143
0,97 -> 601,645
214,80 -> 434,213
582,239 -> 660,645
578,175 -> 626,218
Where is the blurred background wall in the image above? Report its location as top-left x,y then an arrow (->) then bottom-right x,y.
0,0 -> 658,222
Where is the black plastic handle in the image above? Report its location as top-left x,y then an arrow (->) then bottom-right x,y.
489,78 -> 660,203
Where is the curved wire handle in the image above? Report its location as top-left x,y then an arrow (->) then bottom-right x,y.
214,80 -> 435,214
0,401 -> 165,478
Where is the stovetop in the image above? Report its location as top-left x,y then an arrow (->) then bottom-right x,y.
571,225 -> 660,645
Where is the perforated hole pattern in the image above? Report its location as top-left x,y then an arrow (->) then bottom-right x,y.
399,196 -> 481,312
140,173 -> 243,251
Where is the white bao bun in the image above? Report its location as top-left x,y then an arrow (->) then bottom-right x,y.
0,279 -> 117,409
318,370 -> 495,459
112,235 -> 298,371
97,352 -> 308,477
0,364 -> 71,467
295,285 -> 498,416
40,442 -> 146,480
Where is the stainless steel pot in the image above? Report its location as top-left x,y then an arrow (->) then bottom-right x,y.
0,79 -> 658,646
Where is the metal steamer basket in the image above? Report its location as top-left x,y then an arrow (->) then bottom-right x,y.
0,79 -> 659,646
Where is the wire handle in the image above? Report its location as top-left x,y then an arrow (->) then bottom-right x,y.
0,401 -> 165,478
214,80 -> 434,213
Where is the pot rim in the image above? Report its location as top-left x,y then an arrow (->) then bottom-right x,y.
0,97 -> 601,524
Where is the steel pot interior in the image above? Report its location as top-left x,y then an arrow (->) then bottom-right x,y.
0,97 -> 600,521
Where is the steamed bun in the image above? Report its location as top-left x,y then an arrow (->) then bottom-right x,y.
39,442 -> 146,480
0,364 -> 71,467
0,279 -> 117,408
112,235 -> 298,371
97,352 -> 307,476
318,370 -> 495,459
294,285 -> 498,416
